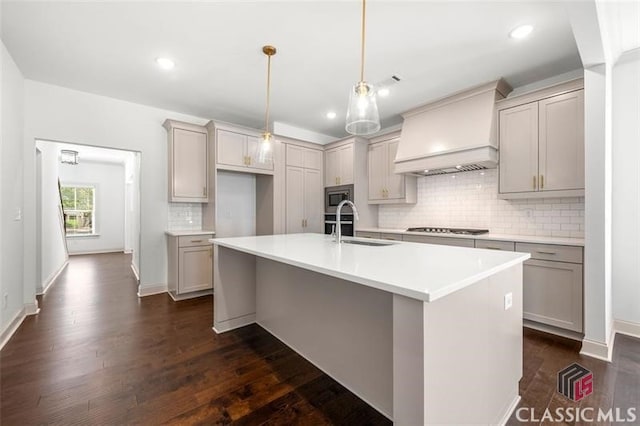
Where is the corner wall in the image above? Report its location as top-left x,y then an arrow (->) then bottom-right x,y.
1,41 -> 27,337
612,49 -> 640,327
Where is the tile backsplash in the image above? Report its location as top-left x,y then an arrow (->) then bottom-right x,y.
378,169 -> 584,238
168,203 -> 203,230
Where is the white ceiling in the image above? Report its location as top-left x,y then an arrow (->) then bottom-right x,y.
2,1 -> 582,138
47,141 -> 136,165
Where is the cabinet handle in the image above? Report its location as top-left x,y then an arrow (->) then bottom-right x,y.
536,250 -> 556,255
248,156 -> 252,165
209,248 -> 212,258
191,239 -> 203,243
337,176 -> 341,185
484,247 -> 502,250
533,176 -> 537,190
203,187 -> 206,196
540,175 -> 544,189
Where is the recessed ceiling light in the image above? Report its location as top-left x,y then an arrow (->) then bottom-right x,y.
378,88 -> 390,97
326,111 -> 337,119
509,24 -> 533,39
156,57 -> 175,70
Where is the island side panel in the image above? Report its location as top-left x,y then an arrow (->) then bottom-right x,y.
255,257 -> 393,419
392,295 -> 426,425
422,263 -> 523,425
213,245 -> 257,333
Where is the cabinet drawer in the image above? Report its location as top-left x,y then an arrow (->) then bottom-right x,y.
378,233 -> 403,241
178,234 -> 214,248
403,235 -> 475,248
516,242 -> 582,264
475,240 -> 515,251
355,231 -> 380,239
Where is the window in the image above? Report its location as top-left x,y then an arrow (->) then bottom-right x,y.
61,186 -> 95,235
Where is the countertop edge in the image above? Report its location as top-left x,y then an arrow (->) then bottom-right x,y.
165,230 -> 216,237
355,228 -> 585,247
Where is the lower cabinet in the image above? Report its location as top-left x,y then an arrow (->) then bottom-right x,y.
522,260 -> 583,332
402,234 -> 475,248
167,234 -> 214,298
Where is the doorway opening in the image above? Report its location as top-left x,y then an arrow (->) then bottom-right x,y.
35,140 -> 141,294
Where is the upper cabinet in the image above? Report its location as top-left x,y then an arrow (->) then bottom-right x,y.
367,134 -> 417,204
163,120 -> 209,203
497,80 -> 584,199
325,144 -> 354,186
215,126 -> 274,174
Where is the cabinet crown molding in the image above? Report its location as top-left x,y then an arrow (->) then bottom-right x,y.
496,78 -> 584,111
163,119 -> 208,133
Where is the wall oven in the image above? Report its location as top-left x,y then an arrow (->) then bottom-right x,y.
324,213 -> 354,237
325,184 -> 354,213
324,184 -> 355,237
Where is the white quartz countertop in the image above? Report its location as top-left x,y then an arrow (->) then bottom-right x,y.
356,227 -> 585,247
165,229 -> 215,237
210,233 -> 530,302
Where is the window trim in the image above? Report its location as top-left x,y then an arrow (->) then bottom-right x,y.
61,183 -> 97,236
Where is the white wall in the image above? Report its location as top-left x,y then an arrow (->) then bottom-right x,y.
378,169 -> 585,238
1,42 -> 26,332
35,142 -> 68,293
124,151 -> 141,272
59,158 -> 126,255
215,171 -> 256,238
23,81 -> 209,295
612,49 -> 640,325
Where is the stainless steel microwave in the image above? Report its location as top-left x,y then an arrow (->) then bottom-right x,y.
325,184 -> 354,213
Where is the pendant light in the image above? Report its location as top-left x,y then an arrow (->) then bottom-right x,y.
256,45 -> 276,164
345,0 -> 380,135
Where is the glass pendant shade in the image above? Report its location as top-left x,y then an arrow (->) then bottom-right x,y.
256,132 -> 274,164
345,82 -> 380,135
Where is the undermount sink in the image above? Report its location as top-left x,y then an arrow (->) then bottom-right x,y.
340,240 -> 395,247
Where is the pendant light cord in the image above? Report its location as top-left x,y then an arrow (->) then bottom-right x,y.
265,53 -> 272,134
360,0 -> 366,83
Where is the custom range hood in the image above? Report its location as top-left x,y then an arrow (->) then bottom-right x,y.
395,79 -> 512,176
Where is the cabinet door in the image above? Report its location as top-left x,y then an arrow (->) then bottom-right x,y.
303,148 -> 323,170
368,143 -> 386,200
217,129 -> 246,167
286,166 -> 305,233
339,144 -> 354,185
246,136 -> 274,170
523,260 -> 583,332
172,128 -> 208,200
386,139 -> 405,199
304,168 -> 324,233
286,144 -> 305,167
325,148 -> 339,186
179,246 -> 213,293
538,90 -> 585,192
499,103 -> 539,193
402,234 -> 475,247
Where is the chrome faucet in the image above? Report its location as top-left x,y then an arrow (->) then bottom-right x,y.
335,200 -> 359,243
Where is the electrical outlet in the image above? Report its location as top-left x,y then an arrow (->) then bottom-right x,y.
524,208 -> 534,218
504,292 -> 513,310
3,293 -> 8,309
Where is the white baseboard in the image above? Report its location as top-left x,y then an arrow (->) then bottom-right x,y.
0,307 -> 26,351
130,263 -> 140,282
124,249 -> 133,254
614,319 -> 640,339
523,320 -> 583,341
499,395 -> 521,426
24,300 -> 40,316
37,260 -> 69,295
580,326 -> 616,362
168,289 -> 212,301
69,249 -> 124,255
137,283 -> 167,297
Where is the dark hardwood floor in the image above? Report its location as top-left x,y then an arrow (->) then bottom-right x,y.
1,253 -> 638,425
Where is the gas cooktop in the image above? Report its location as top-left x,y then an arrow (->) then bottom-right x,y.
406,227 -> 490,235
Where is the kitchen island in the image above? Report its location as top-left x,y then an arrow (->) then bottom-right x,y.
210,233 -> 530,425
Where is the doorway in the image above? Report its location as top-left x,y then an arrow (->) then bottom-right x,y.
34,140 -> 141,294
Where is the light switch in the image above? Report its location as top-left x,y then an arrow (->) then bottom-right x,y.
504,292 -> 513,310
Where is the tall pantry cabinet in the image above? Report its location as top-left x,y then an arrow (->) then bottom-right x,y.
284,143 -> 324,233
